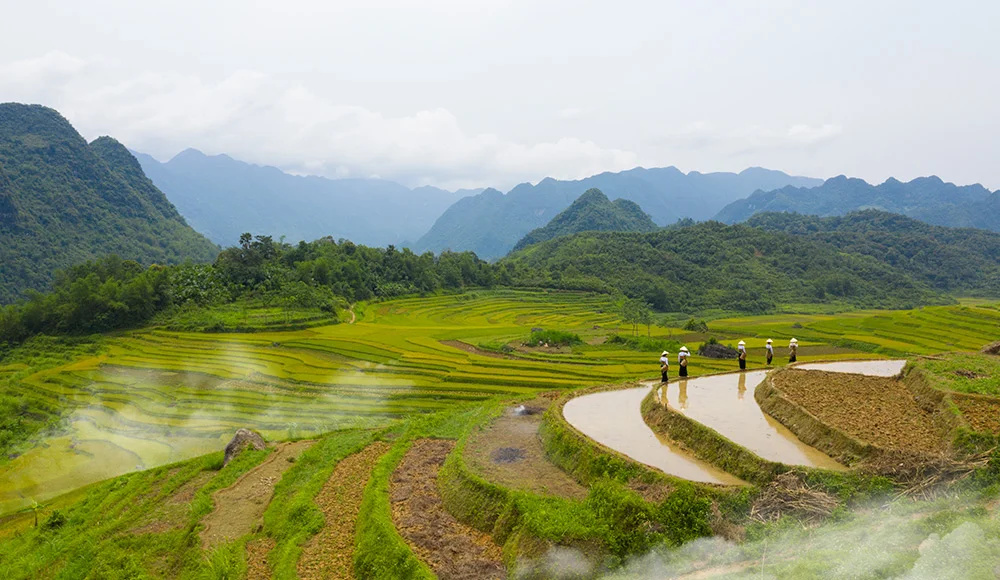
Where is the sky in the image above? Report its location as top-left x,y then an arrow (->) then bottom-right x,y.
1,0 -> 998,191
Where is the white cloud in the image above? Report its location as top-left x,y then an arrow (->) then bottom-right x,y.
0,52 -> 638,191
787,123 -> 843,145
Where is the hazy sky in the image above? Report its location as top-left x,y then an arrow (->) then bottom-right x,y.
2,0 -> 997,191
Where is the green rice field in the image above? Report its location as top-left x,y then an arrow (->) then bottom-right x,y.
1,290 -> 998,515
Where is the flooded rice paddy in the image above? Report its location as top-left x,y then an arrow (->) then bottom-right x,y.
563,388 -> 745,485
563,361 -> 906,482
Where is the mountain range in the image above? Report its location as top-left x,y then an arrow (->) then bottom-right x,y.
511,188 -> 658,251
134,149 -> 466,247
714,175 -> 1000,231
414,167 -> 822,260
0,103 -> 218,304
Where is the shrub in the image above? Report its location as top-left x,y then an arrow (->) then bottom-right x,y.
528,329 -> 582,347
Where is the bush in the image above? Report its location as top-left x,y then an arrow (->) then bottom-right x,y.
607,334 -> 680,353
528,329 -> 582,347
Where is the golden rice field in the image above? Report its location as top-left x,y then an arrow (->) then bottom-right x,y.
1,290 -> 998,514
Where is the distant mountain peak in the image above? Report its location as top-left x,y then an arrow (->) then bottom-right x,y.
510,187 -> 658,252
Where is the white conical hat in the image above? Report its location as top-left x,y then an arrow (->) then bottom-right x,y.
680,346 -> 689,352
738,340 -> 746,346
661,351 -> 669,356
789,338 -> 798,344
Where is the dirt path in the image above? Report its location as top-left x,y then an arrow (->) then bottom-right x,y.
348,304 -> 356,324
773,369 -> 950,454
441,340 -> 520,360
200,440 -> 315,550
298,441 -> 392,580
465,397 -> 587,500
391,439 -> 505,580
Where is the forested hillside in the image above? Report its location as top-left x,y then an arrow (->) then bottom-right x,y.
0,103 -> 218,303
135,149 -> 464,247
511,188 -> 658,251
415,166 -> 821,260
501,223 -> 949,313
715,175 -> 1000,231
746,210 -> 1000,295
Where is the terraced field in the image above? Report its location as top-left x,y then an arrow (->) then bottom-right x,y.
2,292 -> 998,516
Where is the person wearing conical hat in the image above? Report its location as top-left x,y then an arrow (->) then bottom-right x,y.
737,340 -> 747,371
678,346 -> 690,377
765,338 -> 774,365
788,338 -> 798,363
659,350 -> 670,383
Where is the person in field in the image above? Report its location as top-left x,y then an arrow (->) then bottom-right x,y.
789,338 -> 798,363
659,350 -> 670,383
678,346 -> 689,377
737,340 -> 747,370
765,338 -> 774,365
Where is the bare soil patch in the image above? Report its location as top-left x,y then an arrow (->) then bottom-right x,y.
953,396 -> 1000,435
200,440 -> 314,550
465,397 -> 587,500
772,369 -> 950,455
130,471 -> 214,535
246,537 -> 276,579
298,441 -> 392,580
391,439 -> 505,580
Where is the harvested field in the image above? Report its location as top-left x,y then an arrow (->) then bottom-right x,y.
772,369 -> 950,455
200,440 -> 314,549
953,395 -> 1000,435
298,441 -> 392,580
466,398 -> 587,500
391,439 -> 505,580
246,537 -> 276,579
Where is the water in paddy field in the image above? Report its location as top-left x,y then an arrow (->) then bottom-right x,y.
564,362 -> 914,482
563,389 -> 745,485
653,371 -> 843,470
795,359 -> 906,376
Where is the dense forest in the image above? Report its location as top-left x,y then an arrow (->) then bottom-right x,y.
746,210 -> 1000,295
0,104 -> 219,304
501,222 -> 949,313
9,208 -> 1000,350
0,235 -> 493,348
511,188 -> 658,251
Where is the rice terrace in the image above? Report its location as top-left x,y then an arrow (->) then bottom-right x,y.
0,289 -> 999,578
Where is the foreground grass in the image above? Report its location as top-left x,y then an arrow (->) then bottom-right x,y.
912,353 -> 1000,397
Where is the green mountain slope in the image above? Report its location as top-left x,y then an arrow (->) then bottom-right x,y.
502,222 -> 948,313
714,175 -> 1000,231
0,103 -> 218,303
746,210 -> 1000,296
511,188 -> 658,251
415,167 -> 822,260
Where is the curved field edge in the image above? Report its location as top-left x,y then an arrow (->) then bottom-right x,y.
0,447 -> 271,579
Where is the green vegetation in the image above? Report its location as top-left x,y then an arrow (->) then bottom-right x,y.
511,188 -> 658,252
0,103 -> 218,304
503,222 -> 948,312
748,210 -> 1000,296
911,353 -> 1000,397
528,329 -> 582,346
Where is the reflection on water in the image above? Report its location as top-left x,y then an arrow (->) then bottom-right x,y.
796,360 -> 906,376
564,388 -> 745,485
655,371 -> 844,470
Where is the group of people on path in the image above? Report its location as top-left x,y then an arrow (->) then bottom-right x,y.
659,338 -> 799,382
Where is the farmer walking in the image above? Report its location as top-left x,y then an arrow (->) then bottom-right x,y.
765,338 -> 774,365
788,338 -> 798,363
659,350 -> 670,383
737,340 -> 747,370
678,346 -> 690,377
